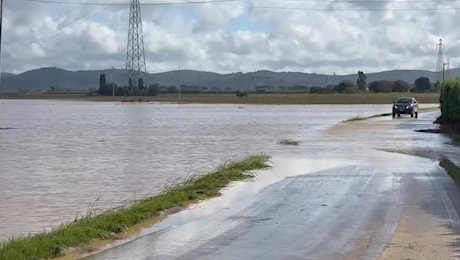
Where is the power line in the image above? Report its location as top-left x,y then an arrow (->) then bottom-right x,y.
263,0 -> 460,2
1,1 -> 116,48
55,5 -> 114,31
19,0 -> 460,5
51,5 -> 84,23
30,5 -> 115,46
215,3 -> 460,12
20,0 -> 239,6
17,0 -> 460,12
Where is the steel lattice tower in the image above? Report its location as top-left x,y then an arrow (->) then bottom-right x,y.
125,0 -> 147,100
435,39 -> 445,83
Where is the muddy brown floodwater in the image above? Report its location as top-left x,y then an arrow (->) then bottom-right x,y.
3,100 -> 460,259
78,103 -> 460,260
1,100 -> 399,241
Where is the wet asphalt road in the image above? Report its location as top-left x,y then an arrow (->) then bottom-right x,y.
85,111 -> 460,260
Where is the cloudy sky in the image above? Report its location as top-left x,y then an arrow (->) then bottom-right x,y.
2,0 -> 459,75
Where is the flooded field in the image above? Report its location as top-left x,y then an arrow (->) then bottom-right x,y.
0,100 -> 445,240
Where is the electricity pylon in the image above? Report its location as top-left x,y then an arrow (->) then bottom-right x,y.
436,39 -> 445,84
125,0 -> 147,101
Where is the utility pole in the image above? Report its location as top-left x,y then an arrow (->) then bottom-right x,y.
446,57 -> 450,80
443,62 -> 446,83
111,66 -> 115,101
247,74 -> 251,93
0,0 -> 4,98
178,66 -> 181,104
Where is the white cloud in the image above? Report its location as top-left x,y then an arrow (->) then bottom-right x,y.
2,0 -> 460,75
194,3 -> 245,27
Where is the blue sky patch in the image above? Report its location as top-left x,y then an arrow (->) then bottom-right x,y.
228,15 -> 271,33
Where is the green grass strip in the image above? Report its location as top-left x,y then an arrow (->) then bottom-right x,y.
343,113 -> 392,122
343,106 -> 439,123
419,107 -> 440,112
0,155 -> 270,260
448,133 -> 460,147
453,135 -> 460,147
440,159 -> 460,184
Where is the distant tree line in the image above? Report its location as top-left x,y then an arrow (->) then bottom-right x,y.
96,74 -> 231,96
96,72 -> 443,97
330,72 -> 440,94
97,74 -> 154,96
249,72 -> 441,94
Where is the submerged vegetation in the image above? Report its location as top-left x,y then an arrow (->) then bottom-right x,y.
343,113 -> 392,122
278,139 -> 300,145
0,155 -> 270,260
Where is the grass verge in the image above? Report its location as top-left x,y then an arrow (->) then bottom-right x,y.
440,159 -> 460,184
343,113 -> 392,122
343,106 -> 439,123
452,135 -> 460,146
0,155 -> 270,260
419,107 -> 441,112
278,139 -> 300,145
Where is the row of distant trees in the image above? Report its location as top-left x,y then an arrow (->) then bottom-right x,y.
96,72 -> 442,96
96,74 -> 228,96
241,73 -> 440,94
332,78 -> 437,94
330,71 -> 440,94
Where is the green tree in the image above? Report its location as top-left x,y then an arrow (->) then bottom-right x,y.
356,71 -> 367,91
310,86 -> 328,94
368,80 -> 393,93
97,74 -> 111,96
438,79 -> 460,125
99,74 -> 106,89
392,80 -> 410,92
334,80 -> 356,93
414,77 -> 432,93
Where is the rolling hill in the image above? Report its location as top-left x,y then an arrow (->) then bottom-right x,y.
1,67 -> 457,92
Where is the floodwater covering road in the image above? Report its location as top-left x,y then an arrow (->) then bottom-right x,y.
0,100 -> 397,240
84,109 -> 460,259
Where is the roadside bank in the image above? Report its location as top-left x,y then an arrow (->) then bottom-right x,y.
0,155 -> 270,260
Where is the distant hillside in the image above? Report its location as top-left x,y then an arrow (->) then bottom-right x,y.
2,67 -> 459,92
1,72 -> 16,79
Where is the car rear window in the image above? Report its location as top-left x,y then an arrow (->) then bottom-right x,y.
395,98 -> 412,103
